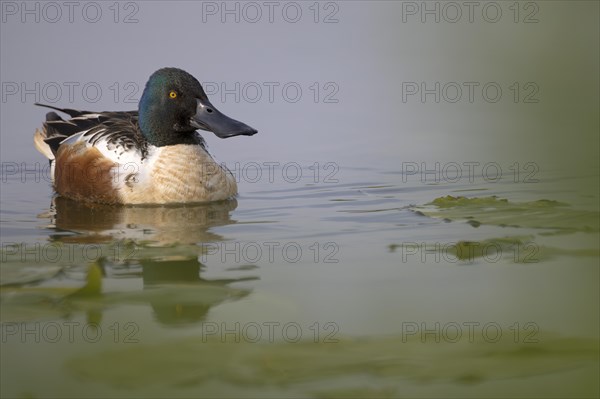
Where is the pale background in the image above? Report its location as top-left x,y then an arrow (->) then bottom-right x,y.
1,1 -> 598,174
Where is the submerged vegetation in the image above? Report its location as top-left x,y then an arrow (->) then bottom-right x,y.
414,195 -> 599,233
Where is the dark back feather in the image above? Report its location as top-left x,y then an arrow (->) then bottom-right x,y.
36,103 -> 146,157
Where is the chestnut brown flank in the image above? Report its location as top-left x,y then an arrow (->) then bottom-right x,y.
54,143 -> 121,204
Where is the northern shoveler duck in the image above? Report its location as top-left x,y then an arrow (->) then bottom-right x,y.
34,67 -> 257,205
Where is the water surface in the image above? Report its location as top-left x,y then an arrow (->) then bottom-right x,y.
1,162 -> 598,398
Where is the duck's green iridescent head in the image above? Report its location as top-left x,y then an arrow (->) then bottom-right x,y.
138,67 -> 257,147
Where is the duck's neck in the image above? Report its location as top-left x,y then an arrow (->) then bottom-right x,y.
138,105 -> 199,147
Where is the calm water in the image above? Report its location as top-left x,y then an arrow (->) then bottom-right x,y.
1,161 -> 598,398
2,1 -> 599,398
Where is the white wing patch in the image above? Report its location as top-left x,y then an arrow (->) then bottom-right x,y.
60,128 -> 146,165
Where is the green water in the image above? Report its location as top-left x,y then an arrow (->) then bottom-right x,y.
1,165 -> 598,398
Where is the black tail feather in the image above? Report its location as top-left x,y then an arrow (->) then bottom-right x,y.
35,103 -> 92,118
45,136 -> 68,154
45,111 -> 63,122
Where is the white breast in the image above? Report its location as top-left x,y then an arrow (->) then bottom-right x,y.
116,144 -> 238,204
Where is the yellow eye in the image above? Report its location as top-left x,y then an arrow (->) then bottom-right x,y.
169,90 -> 177,99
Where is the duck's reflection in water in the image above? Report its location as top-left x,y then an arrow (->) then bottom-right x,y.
46,197 -> 256,326
50,196 -> 238,244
